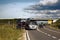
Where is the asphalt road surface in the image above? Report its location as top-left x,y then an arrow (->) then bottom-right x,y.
26,27 -> 60,40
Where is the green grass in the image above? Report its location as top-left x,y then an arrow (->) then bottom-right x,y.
49,26 -> 59,30
0,24 -> 24,40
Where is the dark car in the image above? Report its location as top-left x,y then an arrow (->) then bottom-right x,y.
16,20 -> 26,29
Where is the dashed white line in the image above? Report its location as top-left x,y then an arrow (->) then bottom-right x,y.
47,34 -> 51,37
58,39 -> 60,40
37,28 -> 60,40
44,28 -> 60,33
44,33 -> 47,35
41,31 -> 45,33
37,28 -> 42,32
37,28 -> 45,34
52,36 -> 57,39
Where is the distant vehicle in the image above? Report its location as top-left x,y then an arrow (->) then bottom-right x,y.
28,21 -> 38,30
39,24 -> 43,28
39,23 -> 46,28
16,19 -> 26,29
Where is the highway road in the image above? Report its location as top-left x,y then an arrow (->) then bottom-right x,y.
26,27 -> 60,40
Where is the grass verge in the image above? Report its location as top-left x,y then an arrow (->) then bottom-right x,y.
0,24 -> 24,40
48,24 -> 60,30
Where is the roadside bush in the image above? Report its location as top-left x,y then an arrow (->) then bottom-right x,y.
51,19 -> 60,29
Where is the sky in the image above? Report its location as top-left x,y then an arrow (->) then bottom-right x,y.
0,0 -> 39,19
0,0 -> 60,19
25,0 -> 60,19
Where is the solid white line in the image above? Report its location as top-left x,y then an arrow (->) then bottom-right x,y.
52,36 -> 57,39
25,33 -> 27,40
18,37 -> 22,40
26,30 -> 30,40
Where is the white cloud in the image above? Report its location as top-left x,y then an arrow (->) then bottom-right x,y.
39,0 -> 58,5
26,10 -> 60,18
24,0 -> 60,19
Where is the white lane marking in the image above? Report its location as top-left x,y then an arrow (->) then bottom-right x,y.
44,28 -> 60,33
41,31 -> 44,33
47,34 -> 51,37
26,30 -> 30,40
52,36 -> 57,39
18,37 -> 22,40
37,28 -> 45,34
37,28 -> 49,35
25,33 -> 27,40
44,33 -> 47,35
37,28 -> 58,39
58,39 -> 60,40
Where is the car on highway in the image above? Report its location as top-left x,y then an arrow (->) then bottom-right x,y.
28,21 -> 38,30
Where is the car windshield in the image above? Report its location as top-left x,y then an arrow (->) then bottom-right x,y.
30,22 -> 37,25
